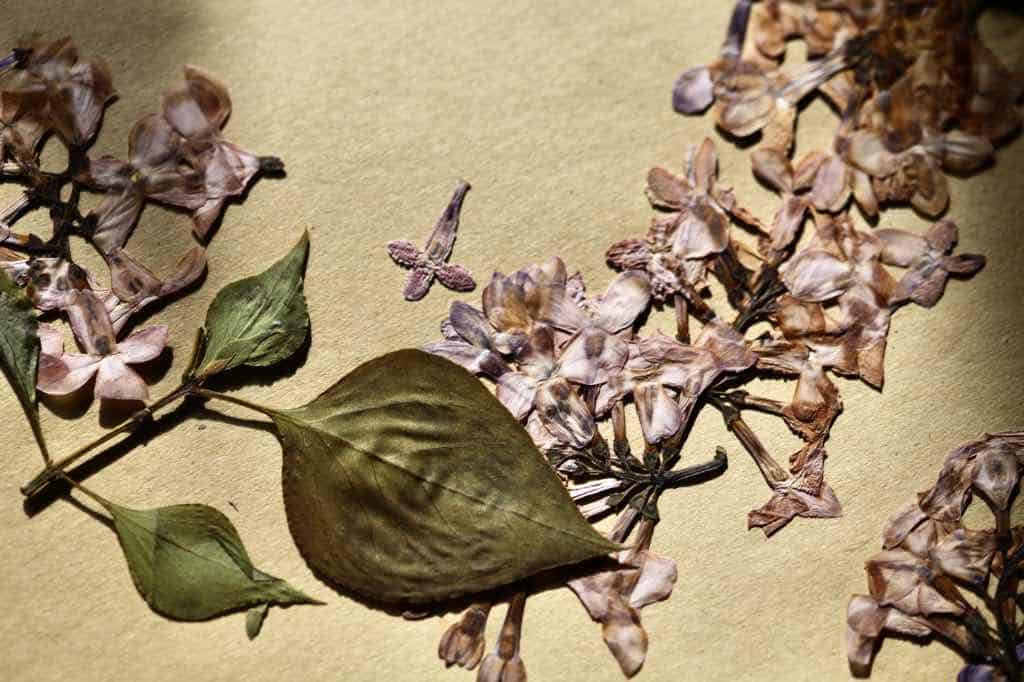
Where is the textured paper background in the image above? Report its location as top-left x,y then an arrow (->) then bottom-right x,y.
1,2 -> 1023,680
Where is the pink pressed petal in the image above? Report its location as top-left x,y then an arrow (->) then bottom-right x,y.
495,372 -> 537,421
672,65 -> 714,114
94,355 -> 148,401
558,328 -> 628,386
781,249 -> 852,302
159,246 -> 207,296
596,271 -> 651,333
84,156 -> 130,189
751,147 -> 793,194
810,155 -> 851,212
129,113 -> 180,170
116,325 -> 168,364
64,289 -> 118,357
846,130 -> 898,177
436,263 -> 477,292
629,552 -> 677,609
36,323 -> 65,356
634,382 -> 681,444
91,188 -> 145,254
689,137 -> 718,193
386,240 -> 424,268
645,167 -> 687,209
402,267 -> 434,301
192,197 -> 227,239
37,352 -> 100,396
673,197 -> 729,260
875,229 -> 927,267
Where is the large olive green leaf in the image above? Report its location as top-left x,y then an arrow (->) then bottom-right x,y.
0,271 -> 46,458
194,231 -> 310,379
272,349 -> 619,604
103,500 -> 321,631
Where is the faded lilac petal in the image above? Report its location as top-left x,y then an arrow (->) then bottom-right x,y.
672,198 -> 729,259
162,65 -> 231,140
436,263 -> 476,292
386,239 -> 423,267
94,355 -> 149,401
64,289 -> 118,356
751,147 -> 793,194
846,130 -> 899,177
809,154 -> 851,212
875,229 -> 928,267
496,372 -> 536,421
695,320 -> 756,372
881,502 -> 928,550
558,328 -> 628,386
930,528 -> 996,586
781,249 -> 852,302
595,271 -> 651,333
422,340 -> 508,378
628,552 -> 677,609
689,137 -> 718,193
90,188 -> 145,253
672,65 -> 714,114
866,549 -> 963,617
116,326 -> 168,364
533,377 -> 595,448
634,382 -> 681,444
403,268 -> 433,301
971,444 -> 1021,511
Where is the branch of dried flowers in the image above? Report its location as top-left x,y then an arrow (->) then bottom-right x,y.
846,432 -> 1024,681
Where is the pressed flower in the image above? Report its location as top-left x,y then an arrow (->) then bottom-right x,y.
438,603 -> 491,671
36,319 -> 167,401
162,66 -> 267,238
100,246 -> 207,333
875,220 -> 985,308
748,442 -> 842,536
82,113 -> 206,252
476,594 -> 527,682
422,301 -> 510,378
845,594 -> 932,677
387,180 -> 476,301
17,35 -> 114,147
569,518 -> 676,677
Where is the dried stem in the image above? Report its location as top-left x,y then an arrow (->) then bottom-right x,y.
673,292 -> 690,343
21,382 -> 195,497
710,397 -> 788,485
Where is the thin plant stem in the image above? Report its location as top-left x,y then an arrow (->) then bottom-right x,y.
193,388 -> 278,418
21,382 -> 193,497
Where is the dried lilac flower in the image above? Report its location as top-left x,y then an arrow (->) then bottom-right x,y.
387,180 -> 476,301
36,320 -> 167,401
162,66 -> 268,238
476,594 -> 527,682
569,517 -> 676,677
439,603 -> 491,671
847,432 -> 1024,678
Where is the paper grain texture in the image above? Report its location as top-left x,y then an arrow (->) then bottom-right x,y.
1,2 -> 1022,680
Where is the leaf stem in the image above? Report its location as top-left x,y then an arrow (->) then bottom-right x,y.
192,388 -> 279,418
21,382 -> 193,498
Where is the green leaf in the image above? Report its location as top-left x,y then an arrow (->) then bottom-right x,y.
272,349 -> 619,605
102,500 -> 321,626
246,603 -> 270,640
194,231 -> 310,379
0,271 -> 46,459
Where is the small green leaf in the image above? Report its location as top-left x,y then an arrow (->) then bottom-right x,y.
102,500 -> 321,624
273,349 -> 619,605
246,603 -> 270,640
194,231 -> 310,379
0,271 -> 46,459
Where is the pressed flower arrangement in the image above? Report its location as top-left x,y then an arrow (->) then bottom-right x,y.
0,2 -> 1021,681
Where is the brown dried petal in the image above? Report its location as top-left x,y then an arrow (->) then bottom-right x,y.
881,502 -> 928,550
162,65 -> 232,140
875,229 -> 928,268
810,154 -> 851,212
645,167 -> 688,210
439,605 -> 489,670
930,528 -> 996,586
846,130 -> 899,177
602,603 -> 648,678
971,444 -> 1021,511
606,238 -> 652,271
780,249 -> 852,302
751,147 -> 793,194
672,199 -> 730,260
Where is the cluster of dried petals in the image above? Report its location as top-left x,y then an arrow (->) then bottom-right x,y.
0,37 -> 276,406
674,0 -> 1022,217
846,432 -> 1024,678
